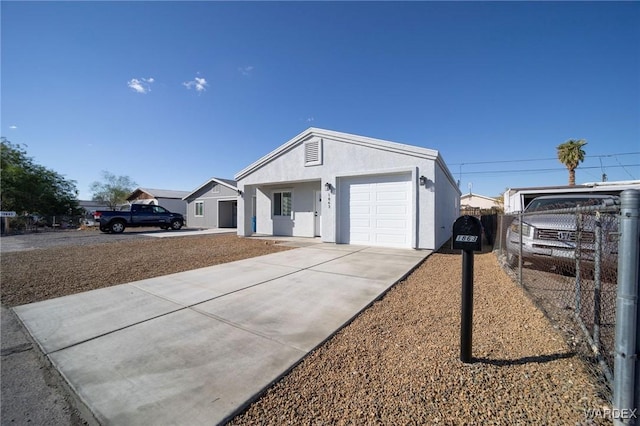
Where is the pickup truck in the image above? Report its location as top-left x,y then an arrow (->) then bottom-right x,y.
94,204 -> 185,233
505,194 -> 619,271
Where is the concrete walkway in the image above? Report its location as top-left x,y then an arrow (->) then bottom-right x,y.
13,243 -> 430,425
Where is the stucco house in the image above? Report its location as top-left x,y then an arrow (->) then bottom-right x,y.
234,128 -> 461,250
183,178 -> 238,229
460,193 -> 501,211
126,188 -> 189,216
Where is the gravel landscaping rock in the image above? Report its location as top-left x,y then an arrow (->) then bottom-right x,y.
0,232 -> 288,307
229,252 -> 610,425
1,234 -> 611,425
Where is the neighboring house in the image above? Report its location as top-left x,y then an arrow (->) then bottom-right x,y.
503,180 -> 640,213
234,128 -> 461,250
460,193 -> 501,211
126,188 -> 190,216
78,200 -> 112,214
183,178 -> 238,229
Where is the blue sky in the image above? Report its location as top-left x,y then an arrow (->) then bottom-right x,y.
2,1 -> 639,201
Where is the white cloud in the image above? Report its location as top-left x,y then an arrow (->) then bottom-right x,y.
238,66 -> 254,76
9,125 -> 17,130
127,77 -> 154,94
306,117 -> 314,122
183,76 -> 208,93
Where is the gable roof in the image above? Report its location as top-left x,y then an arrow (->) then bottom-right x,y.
234,127 -> 450,181
127,188 -> 191,201
183,177 -> 238,200
461,193 -> 499,203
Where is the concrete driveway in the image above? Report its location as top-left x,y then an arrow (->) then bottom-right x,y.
14,242 -> 430,425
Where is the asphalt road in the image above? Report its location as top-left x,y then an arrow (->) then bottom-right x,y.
0,228 -> 175,425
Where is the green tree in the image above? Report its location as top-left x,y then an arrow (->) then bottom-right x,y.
89,171 -> 137,210
556,139 -> 587,186
0,138 -> 79,215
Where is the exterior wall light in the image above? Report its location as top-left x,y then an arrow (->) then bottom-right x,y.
325,182 -> 333,191
419,176 -> 428,186
237,189 -> 243,196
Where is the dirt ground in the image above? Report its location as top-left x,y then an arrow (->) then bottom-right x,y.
0,232 -> 288,307
1,231 -> 612,425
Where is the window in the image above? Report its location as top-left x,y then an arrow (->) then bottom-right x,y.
273,191 -> 292,217
195,202 -> 204,217
152,206 -> 168,214
304,139 -> 322,166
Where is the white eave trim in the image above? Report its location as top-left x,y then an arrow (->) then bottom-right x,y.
183,178 -> 238,200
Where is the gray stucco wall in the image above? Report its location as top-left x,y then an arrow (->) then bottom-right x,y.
185,183 -> 238,228
254,181 -> 319,237
434,161 -> 461,250
157,198 -> 187,216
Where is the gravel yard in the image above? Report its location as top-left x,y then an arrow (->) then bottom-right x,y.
229,252 -> 609,425
0,231 -> 288,306
1,231 -> 610,424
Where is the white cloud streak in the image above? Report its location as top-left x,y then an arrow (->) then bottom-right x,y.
9,125 -> 17,130
183,76 -> 208,92
238,66 -> 254,76
127,77 -> 154,94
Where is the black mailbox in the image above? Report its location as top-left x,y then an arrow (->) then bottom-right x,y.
452,215 -> 482,252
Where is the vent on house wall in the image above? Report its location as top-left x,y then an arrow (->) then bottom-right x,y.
304,139 -> 322,166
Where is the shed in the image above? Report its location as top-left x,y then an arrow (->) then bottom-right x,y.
183,178 -> 238,229
234,128 -> 460,250
126,188 -> 189,216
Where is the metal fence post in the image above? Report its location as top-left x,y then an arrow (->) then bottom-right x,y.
594,211 -> 602,352
576,210 -> 583,317
614,189 -> 640,425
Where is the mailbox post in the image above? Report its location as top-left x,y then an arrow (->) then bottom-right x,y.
452,215 -> 483,363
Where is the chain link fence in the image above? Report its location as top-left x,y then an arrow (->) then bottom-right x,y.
495,200 -> 621,401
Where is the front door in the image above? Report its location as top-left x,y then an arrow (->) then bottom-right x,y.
314,190 -> 322,237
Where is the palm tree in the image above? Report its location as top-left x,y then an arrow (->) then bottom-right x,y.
556,139 -> 587,186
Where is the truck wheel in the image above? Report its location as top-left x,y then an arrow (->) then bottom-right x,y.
110,221 -> 126,234
170,219 -> 183,230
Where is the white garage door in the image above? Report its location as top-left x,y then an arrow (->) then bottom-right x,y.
339,173 -> 412,248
